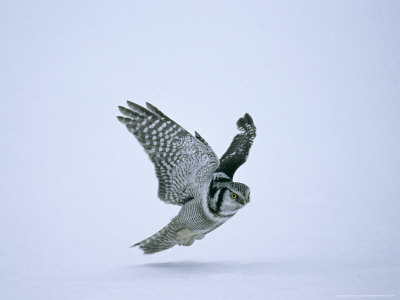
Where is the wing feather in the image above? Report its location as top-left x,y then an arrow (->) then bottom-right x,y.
118,102 -> 219,205
216,113 -> 256,178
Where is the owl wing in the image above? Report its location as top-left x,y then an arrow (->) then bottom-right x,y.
216,113 -> 256,179
118,102 -> 219,206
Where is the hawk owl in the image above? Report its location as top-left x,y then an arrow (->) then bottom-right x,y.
117,101 -> 256,254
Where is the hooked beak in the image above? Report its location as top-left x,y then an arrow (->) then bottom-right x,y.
238,197 -> 249,205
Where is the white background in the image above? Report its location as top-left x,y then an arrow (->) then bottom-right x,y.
1,1 -> 399,299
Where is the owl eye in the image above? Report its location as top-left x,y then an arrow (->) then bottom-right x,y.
230,193 -> 238,199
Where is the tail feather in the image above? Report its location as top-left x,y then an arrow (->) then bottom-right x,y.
133,222 -> 180,254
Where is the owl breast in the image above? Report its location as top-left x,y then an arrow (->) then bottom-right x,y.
175,198 -> 226,232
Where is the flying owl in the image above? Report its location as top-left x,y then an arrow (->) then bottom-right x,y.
117,102 -> 256,254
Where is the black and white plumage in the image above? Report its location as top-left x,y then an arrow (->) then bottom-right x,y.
117,102 -> 256,254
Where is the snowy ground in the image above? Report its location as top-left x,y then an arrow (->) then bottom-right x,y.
2,250 -> 399,299
1,1 -> 399,299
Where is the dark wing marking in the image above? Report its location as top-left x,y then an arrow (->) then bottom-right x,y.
216,113 -> 256,179
117,102 -> 219,205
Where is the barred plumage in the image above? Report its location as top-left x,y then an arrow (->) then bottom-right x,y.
117,101 -> 256,254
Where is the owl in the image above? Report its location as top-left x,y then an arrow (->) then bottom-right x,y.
117,102 -> 256,254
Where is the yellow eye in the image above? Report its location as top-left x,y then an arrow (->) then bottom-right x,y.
230,193 -> 237,199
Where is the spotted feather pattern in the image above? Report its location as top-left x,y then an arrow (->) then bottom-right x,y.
117,102 -> 219,205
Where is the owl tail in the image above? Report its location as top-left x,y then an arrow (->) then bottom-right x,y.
132,221 -> 180,254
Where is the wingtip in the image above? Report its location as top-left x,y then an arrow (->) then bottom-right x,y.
236,113 -> 254,129
127,100 -> 142,110
244,113 -> 254,125
119,105 -> 138,119
126,100 -> 135,108
145,102 -> 157,111
126,101 -> 153,116
236,116 -> 246,130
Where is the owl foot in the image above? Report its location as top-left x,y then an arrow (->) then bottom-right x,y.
176,228 -> 196,246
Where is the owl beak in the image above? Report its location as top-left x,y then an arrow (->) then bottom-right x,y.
237,198 -> 248,205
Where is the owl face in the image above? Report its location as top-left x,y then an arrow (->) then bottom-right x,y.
215,182 -> 250,215
227,182 -> 250,204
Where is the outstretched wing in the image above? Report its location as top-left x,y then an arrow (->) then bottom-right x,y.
117,102 -> 219,205
216,113 -> 256,179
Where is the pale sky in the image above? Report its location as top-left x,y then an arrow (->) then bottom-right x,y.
1,1 -> 399,299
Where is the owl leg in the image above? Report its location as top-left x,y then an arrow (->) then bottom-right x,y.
133,220 -> 202,253
176,228 -> 197,246
195,233 -> 205,240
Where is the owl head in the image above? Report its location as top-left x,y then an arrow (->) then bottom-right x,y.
209,181 -> 250,216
